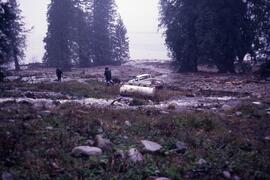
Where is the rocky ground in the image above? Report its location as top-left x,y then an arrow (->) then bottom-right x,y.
0,60 -> 270,179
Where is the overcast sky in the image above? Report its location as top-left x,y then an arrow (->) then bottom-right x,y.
19,0 -> 169,63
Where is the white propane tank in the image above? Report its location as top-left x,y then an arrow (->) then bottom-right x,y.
120,85 -> 156,97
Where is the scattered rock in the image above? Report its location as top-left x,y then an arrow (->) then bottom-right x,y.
264,136 -> 270,141
223,171 -> 231,179
233,175 -> 241,180
40,110 -> 51,117
97,127 -> 103,133
252,101 -> 262,105
221,104 -> 233,111
155,178 -> 171,180
235,111 -> 242,116
1,172 -> 13,180
124,120 -> 131,127
51,162 -> 59,169
25,92 -> 36,99
45,126 -> 53,130
175,141 -> 187,152
95,134 -> 113,150
72,146 -> 102,157
148,177 -> 171,180
252,93 -> 262,98
84,139 -> 95,146
196,158 -> 207,165
128,148 -> 143,162
141,140 -> 162,152
168,103 -> 176,110
160,110 -> 169,114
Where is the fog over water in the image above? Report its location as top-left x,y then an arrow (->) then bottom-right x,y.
19,0 -> 169,63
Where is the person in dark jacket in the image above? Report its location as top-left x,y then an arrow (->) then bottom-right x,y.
56,68 -> 63,82
104,67 -> 112,85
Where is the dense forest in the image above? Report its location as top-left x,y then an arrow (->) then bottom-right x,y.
160,0 -> 270,72
43,0 -> 129,70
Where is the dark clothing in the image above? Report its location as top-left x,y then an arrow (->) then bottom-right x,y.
56,68 -> 63,82
104,69 -> 112,81
104,69 -> 112,85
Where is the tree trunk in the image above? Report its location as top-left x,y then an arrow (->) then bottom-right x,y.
13,47 -> 20,71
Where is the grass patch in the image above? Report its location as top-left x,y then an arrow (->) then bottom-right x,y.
0,101 -> 270,179
37,80 -> 120,98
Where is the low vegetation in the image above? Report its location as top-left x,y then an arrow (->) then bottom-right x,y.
0,99 -> 269,179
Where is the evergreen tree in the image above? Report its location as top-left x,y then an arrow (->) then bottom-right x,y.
1,0 -> 26,71
92,0 -> 117,65
44,0 -> 129,68
43,0 -> 76,70
248,0 -> 270,62
112,16 -> 129,64
160,0 -> 199,72
160,0 -> 270,73
73,0 -> 95,67
0,2 -> 13,68
195,0 -> 250,73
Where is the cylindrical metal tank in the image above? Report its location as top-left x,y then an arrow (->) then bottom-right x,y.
120,85 -> 156,97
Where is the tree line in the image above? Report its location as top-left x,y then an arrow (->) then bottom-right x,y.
159,0 -> 270,72
0,0 -> 26,71
43,0 -> 130,70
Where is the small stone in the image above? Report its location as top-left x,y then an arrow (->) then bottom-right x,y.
148,177 -> 171,180
1,172 -> 13,180
175,141 -> 187,152
40,110 -> 51,117
223,171 -> 231,179
252,93 -> 262,98
264,136 -> 270,141
128,148 -> 143,162
45,126 -> 53,130
155,178 -> 171,180
168,103 -> 176,110
160,111 -> 169,114
95,134 -> 113,150
252,101 -> 262,105
125,120 -> 131,127
235,111 -> 242,116
52,162 -> 60,169
221,104 -> 233,111
196,158 -> 207,165
141,140 -> 162,152
97,127 -> 103,133
72,146 -> 102,156
84,139 -> 94,146
233,175 -> 241,180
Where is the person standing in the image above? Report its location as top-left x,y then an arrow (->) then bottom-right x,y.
104,67 -> 112,85
56,68 -> 63,82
